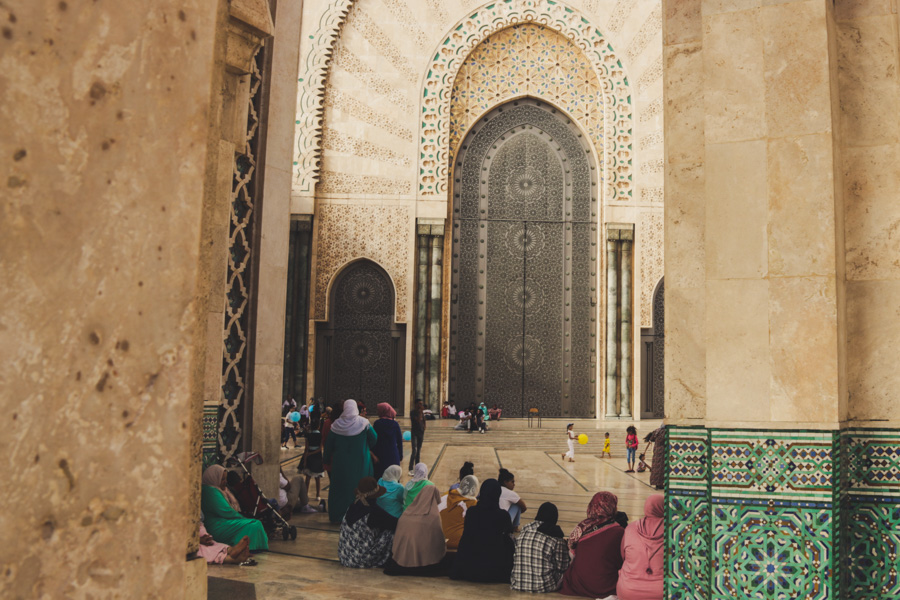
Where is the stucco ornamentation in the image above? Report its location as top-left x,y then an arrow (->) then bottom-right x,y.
314,205 -> 411,322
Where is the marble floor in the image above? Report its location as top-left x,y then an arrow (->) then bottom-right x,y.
209,422 -> 660,599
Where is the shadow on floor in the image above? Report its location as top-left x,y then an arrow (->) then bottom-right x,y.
209,576 -> 256,600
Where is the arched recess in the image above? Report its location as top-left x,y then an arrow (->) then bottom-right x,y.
640,277 -> 664,419
418,0 -> 632,203
449,98 -> 598,418
315,259 -> 406,415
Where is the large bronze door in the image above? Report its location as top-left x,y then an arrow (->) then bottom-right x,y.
315,260 -> 405,415
449,100 -> 597,417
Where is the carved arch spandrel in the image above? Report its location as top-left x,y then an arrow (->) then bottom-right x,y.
418,0 -> 633,204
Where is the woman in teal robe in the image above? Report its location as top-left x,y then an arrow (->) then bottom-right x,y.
200,465 -> 268,551
324,399 -> 377,523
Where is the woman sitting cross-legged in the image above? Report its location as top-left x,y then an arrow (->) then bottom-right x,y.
382,485 -> 452,576
510,502 -> 571,593
338,477 -> 399,568
376,464 -> 405,519
200,465 -> 268,552
616,495 -> 664,600
403,462 -> 434,509
559,491 -> 625,599
449,479 -> 516,583
440,474 -> 479,550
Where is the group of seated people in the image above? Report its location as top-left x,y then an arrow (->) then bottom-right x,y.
338,460 -> 665,599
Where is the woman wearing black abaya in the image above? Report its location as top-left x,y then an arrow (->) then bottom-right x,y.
449,478 -> 515,583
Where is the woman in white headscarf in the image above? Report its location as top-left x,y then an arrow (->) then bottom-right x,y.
403,462 -> 434,509
377,464 -> 405,518
324,399 -> 377,523
441,474 -> 479,549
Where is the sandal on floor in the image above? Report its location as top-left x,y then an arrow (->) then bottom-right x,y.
240,558 -> 258,567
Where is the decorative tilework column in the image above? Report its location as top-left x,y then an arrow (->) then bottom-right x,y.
428,228 -> 444,410
842,429 -> 900,599
605,224 -> 634,418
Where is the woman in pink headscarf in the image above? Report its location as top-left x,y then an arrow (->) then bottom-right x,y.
560,491 -> 625,599
616,494 -> 664,600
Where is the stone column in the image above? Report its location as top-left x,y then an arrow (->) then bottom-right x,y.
663,1 -> 854,598
428,227 -> 444,410
415,228 -> 430,401
619,232 -> 633,418
605,232 -> 619,417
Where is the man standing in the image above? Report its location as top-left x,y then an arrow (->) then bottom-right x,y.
408,398 -> 426,475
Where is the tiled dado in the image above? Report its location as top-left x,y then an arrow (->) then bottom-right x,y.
841,429 -> 900,600
666,427 -> 849,600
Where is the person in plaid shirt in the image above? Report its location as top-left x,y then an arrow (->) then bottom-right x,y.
511,502 -> 571,593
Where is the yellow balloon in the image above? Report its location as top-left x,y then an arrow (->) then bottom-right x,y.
578,434 -> 588,445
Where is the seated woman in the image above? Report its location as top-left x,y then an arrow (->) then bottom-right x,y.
449,479 -> 515,583
440,474 -> 479,550
338,477 -> 399,568
403,462 -> 433,509
488,405 -> 502,421
382,486 -> 450,576
201,465 -> 268,552
560,492 -> 625,599
617,495 -> 664,600
376,465 -> 405,518
511,502 -> 571,593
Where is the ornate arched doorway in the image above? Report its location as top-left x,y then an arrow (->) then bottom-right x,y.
449,99 -> 598,418
640,278 -> 664,418
315,260 -> 406,415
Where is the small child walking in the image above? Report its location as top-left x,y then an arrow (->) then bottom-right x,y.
562,423 -> 576,462
602,432 -> 611,458
299,417 -> 325,509
625,425 -> 639,472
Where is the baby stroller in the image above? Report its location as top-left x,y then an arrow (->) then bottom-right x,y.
226,451 -> 297,541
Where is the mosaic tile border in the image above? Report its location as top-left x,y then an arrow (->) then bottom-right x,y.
664,426 -> 900,599
841,428 -> 900,599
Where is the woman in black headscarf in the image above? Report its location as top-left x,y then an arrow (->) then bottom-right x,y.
511,502 -> 571,592
449,478 -> 515,583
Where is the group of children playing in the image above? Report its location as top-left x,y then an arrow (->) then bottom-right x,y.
562,424 -> 645,473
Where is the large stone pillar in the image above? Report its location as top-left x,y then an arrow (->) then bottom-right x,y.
663,1 -> 861,598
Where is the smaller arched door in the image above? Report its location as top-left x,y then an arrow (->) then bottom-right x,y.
315,260 -> 406,415
640,278 -> 664,418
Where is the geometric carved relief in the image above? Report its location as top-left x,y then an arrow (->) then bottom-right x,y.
314,204 -> 410,322
419,0 -> 633,203
449,24 -> 605,184
293,0 -> 354,194
639,212 -> 664,327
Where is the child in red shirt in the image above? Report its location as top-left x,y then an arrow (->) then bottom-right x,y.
625,426 -> 639,472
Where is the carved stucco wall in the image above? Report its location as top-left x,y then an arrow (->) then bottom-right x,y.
640,211 -> 664,328
292,0 -> 665,205
314,205 -> 411,322
295,0 -> 665,362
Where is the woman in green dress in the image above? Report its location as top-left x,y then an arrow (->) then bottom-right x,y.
324,399 -> 377,523
200,465 -> 269,551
